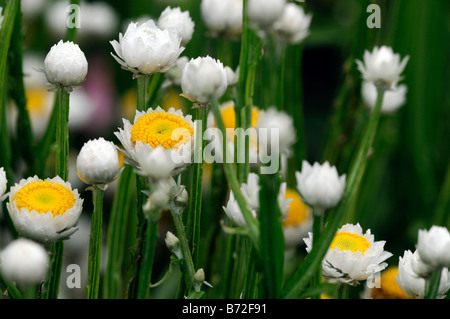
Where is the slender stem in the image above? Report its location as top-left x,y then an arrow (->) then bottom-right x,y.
55,89 -> 70,181
311,211 -> 324,298
170,204 -> 196,290
211,100 -> 260,251
41,241 -> 64,299
424,268 -> 442,299
137,75 -> 150,112
337,284 -> 350,299
86,186 -> 104,299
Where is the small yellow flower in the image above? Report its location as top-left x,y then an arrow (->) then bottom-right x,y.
369,267 -> 412,299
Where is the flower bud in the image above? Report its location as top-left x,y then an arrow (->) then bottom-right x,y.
165,231 -> 182,259
417,226 -> 450,270
158,7 -> 195,46
44,40 -> 88,91
247,0 -> 286,28
193,268 -> 206,292
272,3 -> 312,44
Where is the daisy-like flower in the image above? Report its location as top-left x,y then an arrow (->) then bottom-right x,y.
115,106 -> 194,179
362,266 -> 412,299
6,176 -> 83,243
181,56 -> 228,105
247,0 -> 286,28
272,3 -> 312,44
110,20 -> 184,78
76,137 -> 123,190
362,81 -> 407,114
201,0 -> 243,36
356,46 -> 409,90
0,167 -> 7,202
44,40 -> 88,92
157,6 -> 195,46
256,107 -> 296,157
0,238 -> 49,287
282,188 -> 313,249
305,223 -> 392,286
396,250 -> 450,299
416,226 -> 450,270
295,161 -> 346,213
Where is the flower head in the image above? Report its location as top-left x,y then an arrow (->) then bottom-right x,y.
396,250 -> 450,299
157,6 -> 195,46
181,56 -> 228,105
110,20 -> 184,77
247,0 -> 286,28
76,137 -> 123,189
44,40 -> 88,92
295,161 -> 346,212
201,0 -> 243,36
0,167 -> 7,202
365,267 -> 412,299
417,226 -> 450,269
362,81 -> 407,114
115,106 -> 194,179
0,238 -> 49,287
6,176 -> 83,243
356,46 -> 409,90
305,223 -> 392,286
272,3 -> 312,44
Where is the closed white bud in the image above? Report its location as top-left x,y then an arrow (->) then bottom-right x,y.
158,6 -> 195,46
193,268 -> 206,292
201,0 -> 243,36
44,40 -> 88,91
0,238 -> 49,287
417,226 -> 450,270
76,138 -> 122,188
247,0 -> 286,27
181,56 -> 228,105
165,231 -> 182,260
272,3 -> 312,44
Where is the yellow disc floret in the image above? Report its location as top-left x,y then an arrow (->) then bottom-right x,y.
131,112 -> 194,150
283,188 -> 309,227
13,180 -> 76,217
370,267 -> 412,299
330,231 -> 371,254
220,103 -> 260,129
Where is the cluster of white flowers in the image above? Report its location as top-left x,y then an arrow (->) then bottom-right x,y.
200,0 -> 243,36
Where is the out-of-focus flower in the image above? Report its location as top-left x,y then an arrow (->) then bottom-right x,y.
144,176 -> 187,212
6,176 -> 83,243
158,6 -> 195,46
295,161 -> 346,213
417,226 -> 450,270
272,3 -> 312,44
305,223 -> 392,286
165,56 -> 189,87
256,107 -> 296,157
181,56 -> 228,105
362,81 -> 407,114
356,46 -> 409,90
247,0 -> 286,28
0,167 -> 7,202
396,250 -> 450,299
76,138 -> 123,189
0,238 -> 49,287
282,188 -> 313,249
21,0 -> 47,19
115,106 -> 194,179
44,40 -> 88,92
0,7 -> 3,27
201,0 -> 243,36
362,266 -> 412,299
110,20 -> 184,78
225,65 -> 239,87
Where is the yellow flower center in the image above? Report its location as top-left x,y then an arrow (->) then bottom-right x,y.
220,103 -> 260,129
330,231 -> 371,254
26,88 -> 48,116
131,112 -> 194,150
370,267 -> 412,299
13,181 -> 76,217
283,188 -> 309,227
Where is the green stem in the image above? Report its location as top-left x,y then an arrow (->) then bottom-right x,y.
337,284 -> 350,299
434,161 -> 450,226
55,89 -> 70,180
424,268 -> 442,299
86,186 -> 104,299
137,75 -> 150,112
211,100 -> 260,251
41,241 -> 64,299
170,203 -> 196,290
281,87 -> 386,298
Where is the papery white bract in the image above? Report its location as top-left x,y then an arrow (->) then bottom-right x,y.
362,81 -> 407,114
158,6 -> 195,46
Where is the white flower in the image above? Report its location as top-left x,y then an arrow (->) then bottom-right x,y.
305,223 -> 392,286
158,6 -> 195,46
247,0 -> 286,28
225,65 -> 239,87
356,46 -> 409,90
114,106 -> 194,180
76,137 -> 122,189
110,20 -> 184,77
362,81 -> 407,114
396,250 -> 450,299
272,3 -> 312,44
417,226 -> 450,269
181,56 -> 228,105
0,238 -> 49,287
165,56 -> 189,87
6,176 -> 84,244
0,167 -> 7,202
295,161 -> 346,212
201,0 -> 243,36
256,107 -> 296,157
144,176 -> 187,211
44,40 -> 88,91
165,231 -> 182,259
